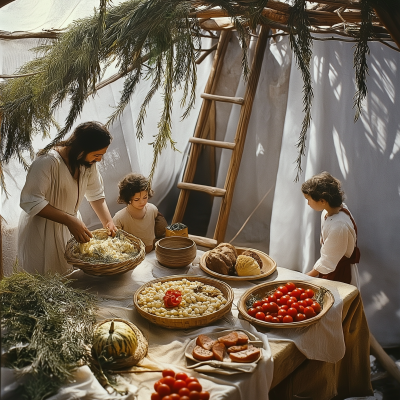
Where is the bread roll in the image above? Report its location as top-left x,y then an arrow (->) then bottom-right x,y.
235,255 -> 261,276
241,250 -> 263,269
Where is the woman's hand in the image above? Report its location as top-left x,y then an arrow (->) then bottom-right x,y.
67,217 -> 93,243
105,220 -> 118,237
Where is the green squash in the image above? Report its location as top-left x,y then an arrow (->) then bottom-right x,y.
92,320 -> 137,359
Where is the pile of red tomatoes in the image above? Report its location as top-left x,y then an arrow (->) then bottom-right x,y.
151,369 -> 210,400
246,282 -> 321,323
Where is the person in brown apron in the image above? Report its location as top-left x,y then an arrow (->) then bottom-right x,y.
301,172 -> 360,285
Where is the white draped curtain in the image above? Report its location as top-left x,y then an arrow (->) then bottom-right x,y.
1,0 -> 400,346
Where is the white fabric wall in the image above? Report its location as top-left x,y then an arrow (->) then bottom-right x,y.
1,1 -> 400,346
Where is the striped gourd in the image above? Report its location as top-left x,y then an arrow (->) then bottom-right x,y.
92,320 -> 137,359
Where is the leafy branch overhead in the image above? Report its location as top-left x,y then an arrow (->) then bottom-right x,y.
0,0 -> 398,180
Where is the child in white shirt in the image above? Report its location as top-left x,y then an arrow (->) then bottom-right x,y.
113,173 -> 158,253
301,172 -> 360,287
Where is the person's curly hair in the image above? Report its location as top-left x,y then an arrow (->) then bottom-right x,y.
117,173 -> 154,204
301,171 -> 344,208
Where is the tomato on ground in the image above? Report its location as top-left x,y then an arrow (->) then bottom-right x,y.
157,383 -> 171,397
189,391 -> 201,400
161,376 -> 176,388
186,377 -> 199,384
187,381 -> 202,392
173,380 -> 187,392
179,387 -> 191,397
151,393 -> 161,400
162,369 -> 176,378
170,394 -> 181,400
199,391 -> 211,400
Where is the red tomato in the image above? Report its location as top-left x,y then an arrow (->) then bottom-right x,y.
271,317 -> 280,323
154,380 -> 162,391
181,397 -> 191,400
298,300 -> 307,307
265,314 -> 273,322
270,312 -> 278,317
305,289 -> 315,298
255,306 -> 263,313
173,380 -> 187,392
269,302 -> 279,313
157,383 -> 171,397
262,303 -> 270,313
311,302 -> 321,314
291,302 -> 300,311
287,307 -> 297,317
268,294 -> 277,303
278,309 -> 287,317
277,314 -> 284,322
179,387 -> 191,397
163,396 -> 173,400
286,299 -> 295,308
280,295 -> 290,305
298,287 -> 305,294
300,292 -> 308,300
277,285 -> 288,295
295,313 -> 306,322
298,305 -> 305,314
189,391 -> 201,400
199,391 -> 211,400
283,315 -> 293,323
151,393 -> 161,400
253,300 -> 263,308
247,307 -> 257,317
291,289 -> 301,299
162,369 -> 176,378
280,304 -> 289,311
304,306 -> 316,319
186,377 -> 199,384
274,290 -> 284,299
187,381 -> 202,392
255,312 -> 266,320
285,282 -> 296,292
170,395 -> 181,400
305,298 -> 314,307
161,376 -> 176,388
261,297 -> 269,304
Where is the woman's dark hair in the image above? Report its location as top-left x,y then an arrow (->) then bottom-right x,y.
39,121 -> 112,175
301,171 -> 344,208
117,173 -> 154,204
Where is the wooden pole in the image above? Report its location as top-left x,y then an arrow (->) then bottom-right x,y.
214,25 -> 269,243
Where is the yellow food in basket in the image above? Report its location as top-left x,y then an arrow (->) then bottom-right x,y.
235,255 -> 261,276
75,233 -> 138,262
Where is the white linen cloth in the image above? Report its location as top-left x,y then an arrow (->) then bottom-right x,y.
18,150 -> 105,275
113,203 -> 158,247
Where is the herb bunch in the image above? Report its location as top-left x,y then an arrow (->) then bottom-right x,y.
0,271 -> 97,400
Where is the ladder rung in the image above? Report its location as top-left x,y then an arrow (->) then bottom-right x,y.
177,182 -> 226,197
201,93 -> 244,105
189,137 -> 235,150
189,234 -> 217,249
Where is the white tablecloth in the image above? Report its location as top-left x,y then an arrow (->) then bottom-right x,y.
1,250 -> 348,400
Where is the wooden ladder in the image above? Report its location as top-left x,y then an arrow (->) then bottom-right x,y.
172,26 -> 269,249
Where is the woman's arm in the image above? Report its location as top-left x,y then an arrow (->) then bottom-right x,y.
37,204 -> 93,243
89,198 -> 118,236
306,269 -> 320,277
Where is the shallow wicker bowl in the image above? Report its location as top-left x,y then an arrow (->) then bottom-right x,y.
91,318 -> 148,370
200,247 -> 277,281
238,280 -> 334,329
133,275 -> 234,329
155,236 -> 197,268
64,229 -> 145,276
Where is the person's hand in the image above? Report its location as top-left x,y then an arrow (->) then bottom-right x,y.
67,217 -> 93,243
105,220 -> 118,237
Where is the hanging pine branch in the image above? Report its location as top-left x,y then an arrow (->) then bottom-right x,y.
287,0 -> 313,181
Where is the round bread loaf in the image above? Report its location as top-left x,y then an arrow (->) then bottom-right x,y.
235,255 -> 261,276
241,250 -> 263,269
206,251 -> 231,275
216,242 -> 237,257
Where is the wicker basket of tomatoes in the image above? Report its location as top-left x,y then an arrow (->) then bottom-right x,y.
151,368 -> 210,400
238,280 -> 334,328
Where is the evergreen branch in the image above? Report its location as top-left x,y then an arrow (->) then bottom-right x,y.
353,0 -> 374,121
287,0 -> 314,181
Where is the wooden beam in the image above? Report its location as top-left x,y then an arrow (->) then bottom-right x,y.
189,234 -> 217,248
177,182 -> 226,197
189,137 -> 236,150
200,93 -> 244,105
0,30 -> 60,40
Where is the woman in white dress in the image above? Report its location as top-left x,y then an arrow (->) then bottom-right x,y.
301,172 -> 360,287
18,121 -> 118,275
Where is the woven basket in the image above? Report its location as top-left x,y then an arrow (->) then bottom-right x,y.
238,280 -> 334,329
155,236 -> 197,268
64,229 -> 145,276
91,318 -> 148,370
133,275 -> 234,329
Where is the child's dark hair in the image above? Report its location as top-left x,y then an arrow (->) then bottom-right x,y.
301,172 -> 344,208
117,173 -> 154,204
